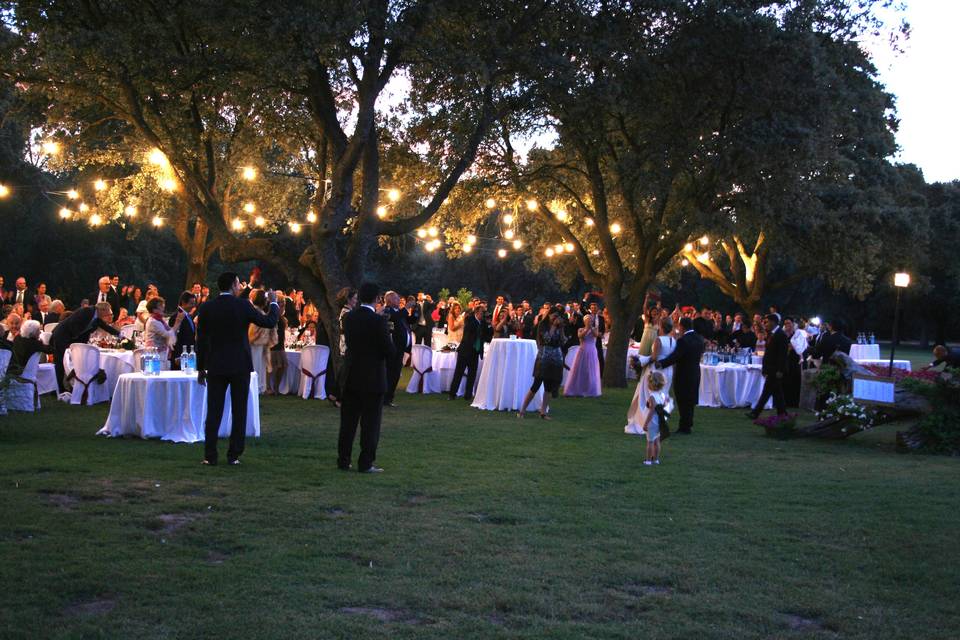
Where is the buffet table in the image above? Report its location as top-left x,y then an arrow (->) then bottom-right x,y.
698,363 -> 771,409
849,344 -> 880,360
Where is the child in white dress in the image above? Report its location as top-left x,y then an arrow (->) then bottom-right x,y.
643,371 -> 668,465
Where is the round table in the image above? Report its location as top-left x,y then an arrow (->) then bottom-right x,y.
698,363 -> 771,409
849,344 -> 880,360
64,349 -> 135,399
471,338 -> 543,411
98,371 -> 260,442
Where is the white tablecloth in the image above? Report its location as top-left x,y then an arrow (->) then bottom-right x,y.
37,363 -> 58,395
278,350 -> 302,395
431,330 -> 450,351
849,344 -> 880,360
855,358 -> 912,372
698,363 -> 771,409
601,344 -> 641,379
98,372 -> 260,443
471,339 -> 542,411
64,349 -> 135,399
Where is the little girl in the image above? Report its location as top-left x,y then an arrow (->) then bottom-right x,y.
642,371 -> 668,465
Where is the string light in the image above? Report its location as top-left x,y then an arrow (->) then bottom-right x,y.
609,222 -> 622,234
78,202 -> 89,213
497,248 -> 507,258
545,247 -> 555,257
699,235 -> 710,245
512,239 -> 523,250
89,213 -> 103,226
387,189 -> 401,202
254,216 -> 266,227
684,243 -> 694,252
59,208 -> 72,219
591,249 -> 600,256
152,216 -> 164,227
485,198 -> 496,209
555,210 -> 569,222
67,189 -> 79,200
306,210 -> 317,223
504,229 -> 515,240
290,222 -> 302,234
466,234 -> 477,245
526,199 -> 538,211
42,141 -> 60,155
503,213 -> 514,225
463,244 -> 473,253
243,202 -> 256,214
564,242 -> 575,252
554,243 -> 565,254
124,205 -> 137,217
160,178 -> 177,192
697,252 -> 710,263
0,184 -> 8,198
428,226 -> 439,238
584,217 -> 594,227
232,218 -> 245,231
681,258 -> 690,266
94,179 -> 107,191
242,166 -> 257,181
148,148 -> 168,166
376,205 -> 387,218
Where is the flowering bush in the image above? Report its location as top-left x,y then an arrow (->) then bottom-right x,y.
816,393 -> 873,431
861,364 -> 938,385
753,413 -> 799,439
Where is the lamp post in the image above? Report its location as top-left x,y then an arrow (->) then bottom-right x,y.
889,272 -> 910,375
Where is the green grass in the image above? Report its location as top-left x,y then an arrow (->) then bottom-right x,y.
1,370 -> 957,639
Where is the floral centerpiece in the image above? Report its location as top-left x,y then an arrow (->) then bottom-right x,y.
288,340 -> 307,351
753,413 -> 799,439
816,393 -> 873,434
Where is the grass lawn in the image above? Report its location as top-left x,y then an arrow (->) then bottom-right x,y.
1,367 -> 957,640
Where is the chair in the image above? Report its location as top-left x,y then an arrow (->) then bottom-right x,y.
67,344 -> 110,405
298,345 -> 329,400
561,345 -> 579,386
5,353 -> 43,412
119,324 -> 136,340
43,322 -> 59,333
0,350 -> 11,378
406,344 -> 439,394
251,344 -> 268,394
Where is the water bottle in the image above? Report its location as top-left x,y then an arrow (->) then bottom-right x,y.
869,332 -> 876,345
188,346 -> 196,373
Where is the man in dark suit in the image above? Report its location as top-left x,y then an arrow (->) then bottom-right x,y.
448,300 -> 488,401
411,292 -> 435,345
50,302 -> 119,394
657,316 -> 705,434
196,272 -> 279,466
382,290 -> 410,407
811,320 -> 852,364
520,300 -> 535,339
169,291 -> 198,369
693,307 -> 715,341
588,302 -> 606,375
338,282 -> 395,473
747,314 -> 790,419
92,276 -> 121,318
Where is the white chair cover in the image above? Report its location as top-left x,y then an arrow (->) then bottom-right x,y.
0,350 -> 11,378
561,345 -> 579,386
43,323 -> 59,333
68,343 -> 110,405
5,353 -> 42,412
119,324 -> 136,340
298,345 -> 329,400
39,331 -> 52,345
250,345 -> 268,394
406,344 -> 439,394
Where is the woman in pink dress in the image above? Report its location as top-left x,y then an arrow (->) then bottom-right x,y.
563,313 -> 602,397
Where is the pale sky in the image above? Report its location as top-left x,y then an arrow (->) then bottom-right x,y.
866,0 -> 960,183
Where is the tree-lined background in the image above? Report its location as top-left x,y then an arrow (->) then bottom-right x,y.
1,0 -> 958,386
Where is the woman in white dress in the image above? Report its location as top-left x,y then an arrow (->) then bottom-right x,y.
144,297 -> 184,361
625,316 -> 676,435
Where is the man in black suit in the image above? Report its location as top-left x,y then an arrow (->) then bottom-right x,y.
813,320 -> 852,364
50,302 -> 119,394
448,300 -> 488,401
169,291 -> 198,369
411,292 -> 435,345
196,272 -> 279,466
747,314 -> 790,419
657,316 -> 705,434
588,302 -> 606,375
693,307 -> 715,341
382,290 -> 410,407
520,300 -> 535,339
338,282 -> 395,473
91,276 -> 121,318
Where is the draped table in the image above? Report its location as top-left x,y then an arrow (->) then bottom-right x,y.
698,363 -> 771,409
64,349 -> 135,399
471,338 -> 542,411
98,371 -> 260,443
849,344 -> 880,360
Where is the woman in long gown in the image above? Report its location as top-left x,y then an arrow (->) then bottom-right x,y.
625,316 -> 676,435
563,313 -> 602,397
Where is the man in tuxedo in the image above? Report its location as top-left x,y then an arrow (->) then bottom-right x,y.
12,277 -> 28,308
811,320 -> 852,363
411,292 -> 435,345
657,316 -> 705,434
34,297 -> 54,326
449,300 -> 488,401
51,302 -> 119,394
693,307 -> 715,341
520,300 -> 535,338
93,276 -> 121,317
196,271 -> 279,466
747,314 -> 790,419
382,291 -> 410,407
338,282 -> 395,473
588,302 -> 606,375
730,320 -> 757,351
169,291 -> 198,369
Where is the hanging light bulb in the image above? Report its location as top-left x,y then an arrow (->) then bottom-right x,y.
463,243 -> 473,253
699,235 -> 710,245
417,229 -> 427,238
545,247 -> 555,257
42,141 -> 60,155
504,229 -> 515,240
160,177 -> 177,192
428,226 -> 439,238
497,248 -> 507,258
554,243 -> 565,254
609,222 -> 622,234
512,239 -> 523,249
387,188 -> 401,202
503,213 -> 514,225
584,217 -> 594,227
684,243 -> 694,252
254,216 -> 266,227
148,148 -> 168,166
466,234 -> 477,245
243,202 -> 256,214
94,179 -> 107,191
241,166 -> 257,181
232,218 -> 245,231
425,241 -> 436,253
681,258 -> 690,266
591,249 -> 600,255
306,210 -> 317,223
89,213 -> 103,226
526,199 -> 538,211
290,222 -> 302,234
0,184 -> 8,198
67,189 -> 79,200
59,207 -> 72,219
78,202 -> 90,213
376,205 -> 387,218
485,198 -> 497,209
124,205 -> 137,217
555,210 -> 569,222
152,215 -> 164,227
564,242 -> 575,252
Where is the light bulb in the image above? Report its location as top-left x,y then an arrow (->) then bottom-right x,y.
78,202 -> 89,213
425,241 -> 436,253
148,148 -> 168,166
555,210 -> 568,222
94,179 -> 107,191
428,226 -> 439,238
243,202 -> 256,214
160,177 -> 177,192
254,216 -> 266,227
89,213 -> 102,226
498,248 -> 507,258
564,242 -> 575,252
554,244 -> 565,254
290,222 -> 302,234
152,216 -> 164,227
306,210 -> 317,223
417,229 -> 427,238
526,199 -> 538,211
545,248 -> 555,257
0,184 -> 8,198
503,213 -> 514,225
609,222 -> 622,234
59,208 -> 72,219
466,234 -> 477,245
232,218 -> 245,231
124,205 -> 137,217
504,229 -> 515,240
699,235 -> 709,245
42,141 -> 60,155
485,198 -> 496,209
684,243 -> 694,252
463,244 -> 473,253
584,217 -> 594,227
242,166 -> 257,181
681,258 -> 690,266
376,205 -> 387,218
512,239 -> 523,249
387,189 -> 401,202
67,189 -> 79,199
591,249 -> 600,255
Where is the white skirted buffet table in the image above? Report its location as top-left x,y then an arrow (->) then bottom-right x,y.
698,363 -> 771,409
98,371 -> 260,443
849,344 -> 880,360
471,338 -> 543,411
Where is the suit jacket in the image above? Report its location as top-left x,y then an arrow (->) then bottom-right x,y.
693,317 -> 714,340
730,329 -> 757,350
657,330 -> 705,399
10,336 -> 53,375
168,306 -> 197,362
51,306 -> 120,347
813,331 -> 852,361
195,293 -> 279,376
458,313 -> 488,356
762,327 -> 790,377
342,305 -> 395,394
384,306 -> 411,357
416,300 -> 436,330
11,288 -> 29,307
520,311 -> 535,338
91,289 -> 121,317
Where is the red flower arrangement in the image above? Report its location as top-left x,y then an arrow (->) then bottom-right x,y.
861,365 -> 939,385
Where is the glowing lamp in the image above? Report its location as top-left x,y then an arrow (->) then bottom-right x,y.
152,216 -> 164,227
417,229 -> 427,238
555,210 -> 569,222
42,141 -> 60,155
504,229 -> 515,240
466,234 -> 477,245
428,226 -> 439,238
609,222 -> 622,234
526,199 -> 538,211
584,217 -> 594,227
497,248 -> 507,258
243,202 -> 256,214
545,248 -> 555,257
684,243 -> 694,252
289,222 -> 302,234
254,216 -> 266,227
503,213 -> 514,225
67,189 -> 79,200
231,218 -> 245,231
699,235 -> 709,245
387,189 -> 401,202
512,239 -> 523,249
78,202 -> 90,213
306,210 -> 317,223
485,198 -> 497,209
894,272 -> 910,288
376,206 -> 387,218
89,213 -> 103,226
94,179 -> 107,191
160,178 -> 177,192
124,205 -> 137,217
681,258 -> 690,267
59,208 -> 72,219
148,148 -> 168,166
242,166 -> 257,181
564,242 -> 575,252
463,244 -> 473,253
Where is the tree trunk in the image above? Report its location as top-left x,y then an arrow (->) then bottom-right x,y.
183,218 -> 211,288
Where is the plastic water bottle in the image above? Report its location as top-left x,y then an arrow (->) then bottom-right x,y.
187,346 -> 196,373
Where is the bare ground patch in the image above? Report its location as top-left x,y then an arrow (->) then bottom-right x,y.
339,606 -> 429,625
62,597 -> 117,618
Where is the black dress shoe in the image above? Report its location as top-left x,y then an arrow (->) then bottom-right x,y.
358,466 -> 384,474
384,402 -> 397,408
201,459 -> 217,466
744,412 -> 759,420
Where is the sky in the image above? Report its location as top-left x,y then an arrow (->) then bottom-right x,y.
866,0 -> 960,183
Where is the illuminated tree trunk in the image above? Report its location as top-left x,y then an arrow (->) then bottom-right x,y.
682,233 -> 771,316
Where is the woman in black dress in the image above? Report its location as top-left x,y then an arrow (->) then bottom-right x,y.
518,307 -> 566,419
